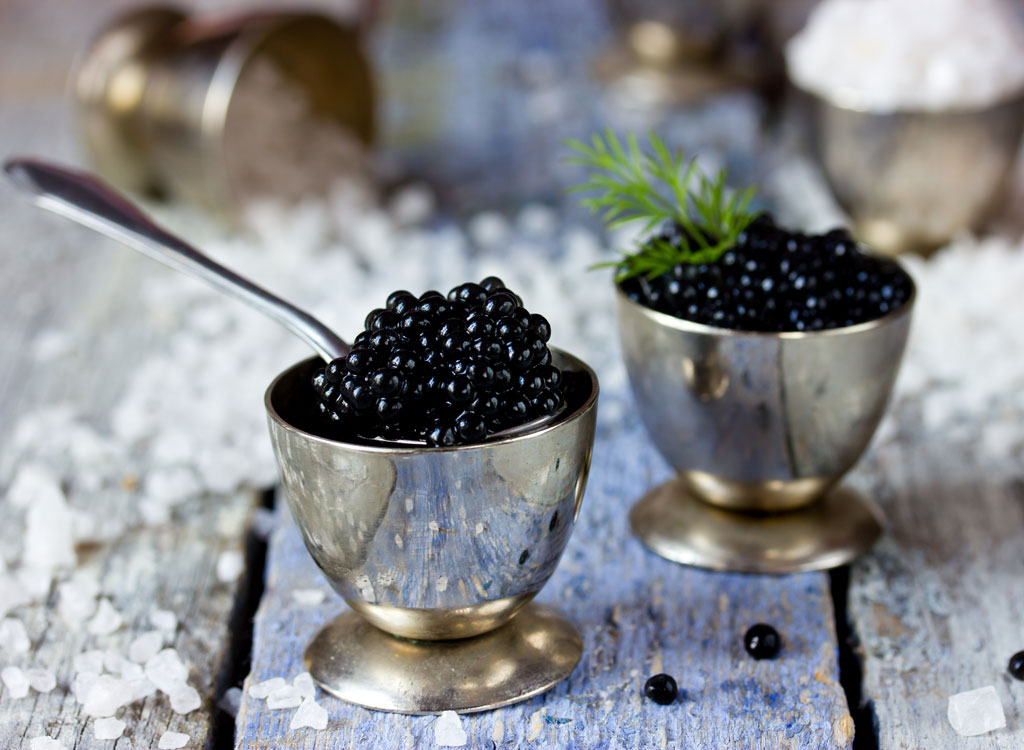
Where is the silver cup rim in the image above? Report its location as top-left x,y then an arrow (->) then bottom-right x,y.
614,256 -> 916,340
265,346 -> 600,455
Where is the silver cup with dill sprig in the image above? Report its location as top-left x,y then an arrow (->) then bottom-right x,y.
569,130 -> 915,574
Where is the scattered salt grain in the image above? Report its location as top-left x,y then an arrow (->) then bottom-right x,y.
74,650 -> 105,675
57,574 -> 99,622
218,685 -> 243,716
266,683 -> 303,710
93,717 -> 126,740
947,685 -> 1006,736
290,697 -> 329,731
0,617 -> 29,654
159,731 -> 190,749
26,667 -> 56,693
72,671 -> 99,703
151,608 -> 178,633
103,649 -> 129,674
389,183 -> 436,226
2,665 -> 30,698
129,631 -> 165,663
144,649 -> 189,692
169,683 -> 202,714
434,710 -> 468,747
128,675 -> 158,701
29,737 -> 66,750
467,211 -> 510,248
293,671 -> 316,700
22,470 -> 76,571
248,676 -> 287,699
292,589 -> 326,606
216,550 -> 245,583
81,674 -> 132,717
87,598 -> 123,636
0,574 -> 31,617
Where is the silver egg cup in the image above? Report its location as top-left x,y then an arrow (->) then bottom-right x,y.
617,275 -> 914,574
264,349 -> 598,713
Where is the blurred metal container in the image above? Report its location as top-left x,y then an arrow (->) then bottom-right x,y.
810,92 -> 1024,254
74,7 -> 375,214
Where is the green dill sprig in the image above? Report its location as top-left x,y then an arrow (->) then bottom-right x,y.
566,129 -> 760,281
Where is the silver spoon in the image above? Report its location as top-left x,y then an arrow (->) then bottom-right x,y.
4,158 -> 561,442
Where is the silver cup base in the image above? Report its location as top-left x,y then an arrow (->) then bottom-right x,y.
629,478 -> 884,574
304,603 -> 582,714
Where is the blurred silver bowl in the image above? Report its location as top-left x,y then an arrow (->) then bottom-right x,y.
809,91 -> 1024,254
616,280 -> 914,512
265,349 -> 598,641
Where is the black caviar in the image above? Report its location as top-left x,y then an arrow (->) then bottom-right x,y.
620,214 -> 913,332
1009,651 -> 1024,681
312,278 -> 563,446
744,623 -> 782,660
644,673 -> 678,705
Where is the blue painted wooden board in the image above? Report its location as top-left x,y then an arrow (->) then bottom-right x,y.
237,418 -> 853,749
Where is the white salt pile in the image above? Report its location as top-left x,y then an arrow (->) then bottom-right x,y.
947,685 -> 1006,736
786,0 -> 1024,112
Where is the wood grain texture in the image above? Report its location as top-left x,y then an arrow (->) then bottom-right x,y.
0,133 -> 259,748
847,413 -> 1024,749
238,426 -> 854,750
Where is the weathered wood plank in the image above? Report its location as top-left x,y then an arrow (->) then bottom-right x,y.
847,425 -> 1024,749
0,128 -> 260,747
238,424 -> 853,749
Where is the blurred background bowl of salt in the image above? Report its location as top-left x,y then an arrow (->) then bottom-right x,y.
785,0 -> 1024,255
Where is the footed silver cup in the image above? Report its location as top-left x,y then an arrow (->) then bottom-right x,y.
617,280 -> 914,513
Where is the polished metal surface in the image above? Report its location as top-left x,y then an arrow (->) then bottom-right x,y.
265,350 -> 598,641
304,603 -> 583,714
629,477 -> 884,574
73,8 -> 374,214
616,282 -> 914,512
4,159 -> 349,362
811,92 -> 1024,254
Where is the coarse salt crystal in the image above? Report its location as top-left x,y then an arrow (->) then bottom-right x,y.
248,676 -> 286,699
159,731 -> 190,749
74,650 -> 105,675
82,674 -> 132,717
87,598 -> 123,636
151,608 -> 178,633
26,667 -> 56,693
434,710 -> 468,747
290,697 -> 329,731
93,717 -> 126,740
0,617 -> 29,654
216,550 -> 245,583
2,665 -> 30,698
0,574 -> 31,618
266,683 -> 303,709
72,671 -> 99,703
57,575 -> 99,622
293,671 -> 316,700
129,631 -> 165,663
948,685 -> 1006,736
218,685 -> 243,716
291,589 -> 325,606
144,649 -> 189,692
169,683 -> 202,714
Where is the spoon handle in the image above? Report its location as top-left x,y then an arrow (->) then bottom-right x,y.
4,158 -> 349,362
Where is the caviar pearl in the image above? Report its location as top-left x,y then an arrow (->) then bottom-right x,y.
1008,651 -> 1024,681
744,624 -> 781,660
643,673 -> 678,705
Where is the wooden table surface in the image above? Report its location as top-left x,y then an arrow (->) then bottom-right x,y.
2,1 -> 1023,748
